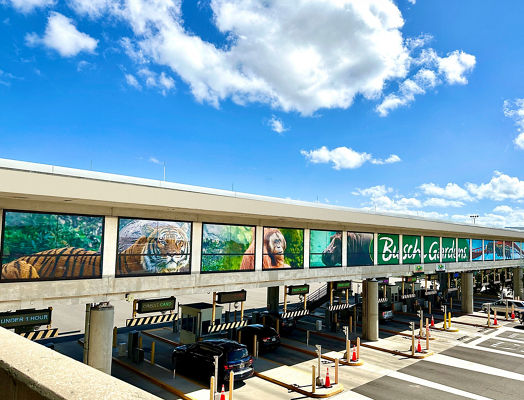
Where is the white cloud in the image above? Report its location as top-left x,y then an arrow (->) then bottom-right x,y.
25,12 -> 98,57
149,157 -> 162,165
493,205 -> 513,214
138,68 -> 175,95
0,69 -> 20,86
423,198 -> 464,208
370,154 -> 401,164
407,0 -> 416,4
67,0 -> 110,18
503,98 -> 524,149
353,185 -> 392,197
419,182 -> 472,201
125,73 -> 141,90
438,50 -> 476,85
8,0 -> 55,13
301,146 -> 371,170
466,171 -> 524,201
269,116 -> 287,134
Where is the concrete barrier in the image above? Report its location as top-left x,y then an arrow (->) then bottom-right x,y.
0,327 -> 160,400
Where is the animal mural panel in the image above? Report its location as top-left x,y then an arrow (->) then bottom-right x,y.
310,230 -> 342,267
471,239 -> 483,261
117,218 -> 191,275
1,211 -> 103,281
348,232 -> 374,266
484,240 -> 494,261
261,227 -> 304,269
202,223 -> 254,272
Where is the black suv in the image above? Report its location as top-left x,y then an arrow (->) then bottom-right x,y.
237,324 -> 280,353
259,311 -> 296,335
172,339 -> 254,385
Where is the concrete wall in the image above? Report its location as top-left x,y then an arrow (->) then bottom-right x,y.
0,327 -> 160,400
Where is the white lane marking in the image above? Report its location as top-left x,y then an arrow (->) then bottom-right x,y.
388,371 -> 494,400
489,336 -> 524,344
458,342 -> 524,359
426,354 -> 524,381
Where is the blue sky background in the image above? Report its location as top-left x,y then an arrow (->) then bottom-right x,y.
1,0 -> 523,227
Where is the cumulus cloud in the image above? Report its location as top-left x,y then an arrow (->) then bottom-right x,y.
0,69 -> 21,86
301,146 -> 401,170
466,171 -> 524,201
423,198 -> 464,208
7,0 -> 55,13
25,12 -> 97,57
125,73 -> 141,90
149,157 -> 162,165
269,116 -> 287,134
419,182 -> 472,201
138,68 -> 175,95
376,49 -> 475,116
503,98 -> 524,149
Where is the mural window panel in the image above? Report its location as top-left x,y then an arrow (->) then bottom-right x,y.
512,242 -> 521,260
402,235 -> 421,264
1,210 -> 104,281
494,241 -> 504,261
263,227 -> 304,270
423,237 -> 440,264
377,234 -> 399,265
457,239 -> 470,262
347,232 -> 374,266
504,241 -> 513,260
310,230 -> 342,267
201,224 -> 254,272
441,238 -> 457,263
484,240 -> 494,261
117,218 -> 191,276
471,239 -> 483,261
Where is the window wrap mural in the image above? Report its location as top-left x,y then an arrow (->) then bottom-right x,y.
472,239 -> 483,261
504,241 -> 513,260
117,218 -> 191,276
423,236 -> 440,264
1,211 -> 104,281
441,238 -> 456,263
347,232 -> 374,266
262,227 -> 303,269
310,230 -> 342,267
495,241 -> 504,261
484,240 -> 494,261
201,223 -> 254,272
377,234 -> 399,265
457,239 -> 470,262
402,235 -> 421,264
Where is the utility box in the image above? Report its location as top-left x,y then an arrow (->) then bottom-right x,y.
180,302 -> 223,344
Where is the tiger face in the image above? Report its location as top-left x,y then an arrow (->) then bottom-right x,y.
141,226 -> 190,273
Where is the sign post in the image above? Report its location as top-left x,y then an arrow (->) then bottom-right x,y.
410,322 -> 415,356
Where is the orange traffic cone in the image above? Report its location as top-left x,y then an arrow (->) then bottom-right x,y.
351,345 -> 357,362
324,367 -> 331,388
431,315 -> 434,327
417,338 -> 422,353
511,311 -> 515,320
494,315 -> 498,325
219,384 -> 226,400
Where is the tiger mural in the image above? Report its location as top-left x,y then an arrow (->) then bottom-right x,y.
0,225 -> 191,280
117,225 -> 190,275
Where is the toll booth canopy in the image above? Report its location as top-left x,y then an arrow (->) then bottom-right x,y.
180,302 -> 223,344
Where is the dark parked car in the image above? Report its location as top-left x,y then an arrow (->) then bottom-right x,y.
172,339 -> 253,385
259,311 -> 296,335
237,324 -> 280,353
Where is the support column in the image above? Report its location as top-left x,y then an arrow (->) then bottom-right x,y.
267,286 -> 280,313
513,267 -> 524,299
84,303 -> 114,374
461,272 -> 474,314
362,279 -> 379,341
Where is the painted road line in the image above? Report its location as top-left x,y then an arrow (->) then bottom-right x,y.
458,342 -> 524,359
425,353 -> 524,381
388,371 -> 494,400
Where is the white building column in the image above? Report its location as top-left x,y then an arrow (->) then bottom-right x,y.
84,302 -> 114,374
191,222 -> 202,274
461,272 -> 474,314
304,229 -> 310,270
102,216 -> 118,277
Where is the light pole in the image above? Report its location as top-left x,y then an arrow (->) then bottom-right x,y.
469,214 -> 479,224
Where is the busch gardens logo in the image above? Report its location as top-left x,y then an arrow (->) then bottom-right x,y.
377,234 -> 399,265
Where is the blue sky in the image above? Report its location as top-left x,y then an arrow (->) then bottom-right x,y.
1,0 -> 523,228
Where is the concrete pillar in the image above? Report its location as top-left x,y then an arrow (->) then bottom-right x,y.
362,279 -> 379,341
85,303 -> 114,374
267,286 -> 279,313
102,217 -> 118,277
461,272 -> 474,314
191,222 -> 202,273
513,267 -> 524,299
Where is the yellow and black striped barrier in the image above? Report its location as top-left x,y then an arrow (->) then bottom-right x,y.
19,328 -> 58,341
126,313 -> 178,327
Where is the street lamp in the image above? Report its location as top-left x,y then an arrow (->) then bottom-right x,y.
469,214 -> 479,224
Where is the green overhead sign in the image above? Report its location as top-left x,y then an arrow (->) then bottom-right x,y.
424,236 -> 440,264
0,308 -> 52,329
403,235 -> 421,264
217,290 -> 247,304
441,238 -> 457,262
288,285 -> 310,295
335,281 -> 351,290
137,297 -> 176,313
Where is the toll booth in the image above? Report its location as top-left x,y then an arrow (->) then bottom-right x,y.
179,302 -> 223,344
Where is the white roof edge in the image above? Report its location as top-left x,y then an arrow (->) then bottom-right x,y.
0,158 -> 520,234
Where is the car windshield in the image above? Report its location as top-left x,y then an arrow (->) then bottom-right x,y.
228,348 -> 249,362
259,327 -> 277,336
